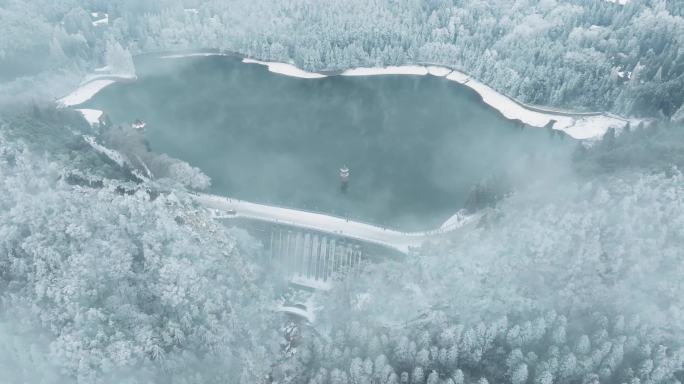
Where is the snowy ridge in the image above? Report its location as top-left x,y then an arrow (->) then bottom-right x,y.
197,193 -> 478,253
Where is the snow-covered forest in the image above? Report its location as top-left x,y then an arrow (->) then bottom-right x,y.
2,0 -> 684,383
2,0 -> 684,117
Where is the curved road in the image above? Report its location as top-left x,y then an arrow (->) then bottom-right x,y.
195,193 -> 475,253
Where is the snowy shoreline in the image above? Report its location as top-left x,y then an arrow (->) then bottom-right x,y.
225,54 -> 644,139
58,79 -> 116,108
61,51 -> 642,139
57,74 -> 136,126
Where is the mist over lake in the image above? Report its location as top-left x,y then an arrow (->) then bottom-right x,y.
85,55 -> 572,230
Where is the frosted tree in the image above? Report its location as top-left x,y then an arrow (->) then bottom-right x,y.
412,366 -> 425,384
511,364 -> 528,384
105,39 -> 136,77
167,160 -> 211,190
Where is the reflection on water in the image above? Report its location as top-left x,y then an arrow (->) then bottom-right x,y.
84,55 -> 572,231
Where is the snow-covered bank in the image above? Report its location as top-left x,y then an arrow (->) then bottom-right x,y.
443,68 -> 644,139
341,66 -> 429,76
427,66 -> 452,77
242,58 -> 327,79
59,51 -> 640,140
236,57 -> 636,140
58,79 -> 115,107
75,108 -> 103,126
160,52 -> 229,59
58,72 -> 136,108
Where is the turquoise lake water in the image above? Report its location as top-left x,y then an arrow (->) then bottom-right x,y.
84,55 -> 572,231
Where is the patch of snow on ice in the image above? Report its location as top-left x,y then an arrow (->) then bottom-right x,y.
58,79 -> 115,107
427,66 -> 452,77
342,66 -> 429,76
75,109 -> 103,126
242,58 -> 327,79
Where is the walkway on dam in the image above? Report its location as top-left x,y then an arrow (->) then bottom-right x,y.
195,193 -> 475,253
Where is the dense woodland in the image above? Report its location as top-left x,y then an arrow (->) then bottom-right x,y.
1,0 -> 684,117
2,0 -> 684,383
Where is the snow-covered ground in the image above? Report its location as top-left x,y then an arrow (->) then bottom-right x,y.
276,296 -> 318,322
440,209 -> 471,231
447,70 -> 575,128
75,108 -> 103,126
91,12 -> 108,27
58,79 -> 116,107
605,0 -> 629,4
290,275 -> 332,291
83,135 -> 149,181
563,114 -> 637,140
160,52 -> 229,59
58,73 -> 135,108
242,58 -> 327,79
426,66 -> 452,77
198,193 -> 476,253
81,72 -> 136,85
341,65 -> 429,76
94,65 -> 111,73
83,135 -> 127,168
276,305 -> 315,322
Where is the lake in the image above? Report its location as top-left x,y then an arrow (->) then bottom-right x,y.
83,55 -> 572,231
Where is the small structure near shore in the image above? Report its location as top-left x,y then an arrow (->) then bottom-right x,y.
339,166 -> 350,193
